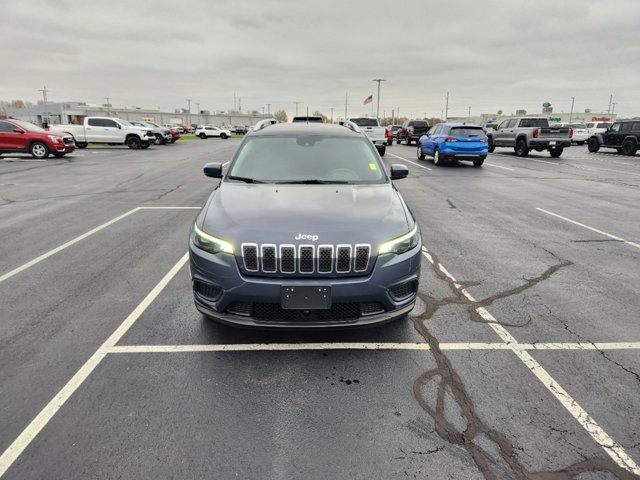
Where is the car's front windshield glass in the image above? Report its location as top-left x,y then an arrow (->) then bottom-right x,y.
118,120 -> 131,126
14,120 -> 46,133
227,135 -> 386,184
570,124 -> 587,129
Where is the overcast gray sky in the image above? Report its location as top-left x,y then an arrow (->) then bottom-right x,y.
2,0 -> 639,118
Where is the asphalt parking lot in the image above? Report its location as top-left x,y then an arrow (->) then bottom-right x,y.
1,140 -> 639,479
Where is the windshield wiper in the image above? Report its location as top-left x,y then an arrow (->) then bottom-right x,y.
275,179 -> 351,184
227,175 -> 264,184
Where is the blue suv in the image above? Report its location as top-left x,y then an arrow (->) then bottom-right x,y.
417,123 -> 488,167
189,120 -> 422,328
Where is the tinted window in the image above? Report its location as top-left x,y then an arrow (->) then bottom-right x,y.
632,123 -> 640,131
12,120 -> 46,133
610,123 -> 621,132
350,118 -> 378,127
228,136 -> 385,184
88,118 -> 104,127
620,123 -> 632,132
497,120 -> 509,130
450,127 -> 485,137
586,123 -> 594,128
519,118 -> 549,128
506,119 -> 518,128
0,121 -> 16,132
426,126 -> 437,135
412,121 -> 429,127
597,123 -> 611,129
569,123 -> 587,129
431,125 -> 442,136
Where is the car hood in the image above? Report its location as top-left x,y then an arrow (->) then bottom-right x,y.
200,183 -> 412,246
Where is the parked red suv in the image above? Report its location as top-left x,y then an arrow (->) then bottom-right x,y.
0,119 -> 75,158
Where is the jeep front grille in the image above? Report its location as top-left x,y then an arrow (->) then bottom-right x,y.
241,243 -> 372,275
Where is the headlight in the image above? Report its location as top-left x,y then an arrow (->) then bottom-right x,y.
378,225 -> 420,255
48,135 -> 61,144
192,223 -> 234,254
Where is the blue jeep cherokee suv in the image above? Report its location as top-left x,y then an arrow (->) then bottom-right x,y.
189,120 -> 422,328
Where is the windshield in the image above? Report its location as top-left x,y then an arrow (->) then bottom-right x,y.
412,121 -> 429,127
227,135 -> 386,184
14,120 -> 47,133
450,127 -> 485,137
349,118 -> 379,127
118,120 -> 132,126
570,123 -> 587,129
519,118 -> 549,128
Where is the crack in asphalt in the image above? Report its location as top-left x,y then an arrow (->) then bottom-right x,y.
446,199 -> 457,209
0,186 -> 182,205
408,252 -> 637,479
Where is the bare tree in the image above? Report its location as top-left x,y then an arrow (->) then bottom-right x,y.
273,109 -> 288,123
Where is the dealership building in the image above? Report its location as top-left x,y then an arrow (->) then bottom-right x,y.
3,101 -> 269,128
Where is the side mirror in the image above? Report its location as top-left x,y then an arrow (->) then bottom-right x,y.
390,164 -> 409,180
12,128 -> 25,134
203,162 -> 223,178
116,124 -> 121,129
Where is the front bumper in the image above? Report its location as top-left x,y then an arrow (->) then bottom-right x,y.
529,139 -> 572,149
189,241 -> 422,328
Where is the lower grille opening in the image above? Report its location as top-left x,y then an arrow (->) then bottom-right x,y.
193,280 -> 222,301
388,280 -> 418,301
225,302 -> 387,322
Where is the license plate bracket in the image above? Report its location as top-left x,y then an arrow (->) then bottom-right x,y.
281,285 -> 331,310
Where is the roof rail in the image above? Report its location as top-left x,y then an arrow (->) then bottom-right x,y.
253,118 -> 278,131
338,120 -> 361,133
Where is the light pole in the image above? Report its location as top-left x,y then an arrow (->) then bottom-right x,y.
467,106 -> 471,123
104,96 -> 111,116
372,79 -> 386,119
611,102 -> 617,116
445,91 -> 449,120
330,107 -> 334,123
261,106 -> 265,115
267,103 -> 271,116
186,99 -> 192,126
569,97 -> 575,122
294,102 -> 300,116
38,86 -> 49,125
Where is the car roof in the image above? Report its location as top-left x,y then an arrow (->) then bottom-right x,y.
249,122 -> 363,137
440,123 -> 483,128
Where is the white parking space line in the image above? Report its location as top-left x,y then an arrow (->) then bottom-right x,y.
0,253 -> 189,477
0,158 -> 47,162
105,341 -> 640,353
537,208 -> 640,251
386,152 -> 432,170
420,247 -> 640,475
0,206 -> 198,284
0,207 -> 141,284
484,163 -> 515,171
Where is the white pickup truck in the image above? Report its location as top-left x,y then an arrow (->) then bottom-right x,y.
50,117 -> 156,149
348,117 -> 387,156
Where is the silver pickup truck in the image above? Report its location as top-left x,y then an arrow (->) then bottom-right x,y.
348,117 -> 387,156
487,117 -> 572,158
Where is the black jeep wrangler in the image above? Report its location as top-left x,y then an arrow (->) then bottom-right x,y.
588,120 -> 639,156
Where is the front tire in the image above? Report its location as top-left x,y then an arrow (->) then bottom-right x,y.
199,133 -> 207,139
126,136 -> 142,149
417,144 -> 426,160
549,147 -> 564,158
487,136 -> 495,153
622,139 -> 638,156
30,141 -> 49,159
587,137 -> 600,152
515,138 -> 529,157
220,133 -> 228,139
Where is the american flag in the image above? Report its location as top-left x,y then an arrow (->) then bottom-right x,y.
363,95 -> 373,105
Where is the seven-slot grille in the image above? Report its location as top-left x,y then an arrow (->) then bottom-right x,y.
241,243 -> 371,275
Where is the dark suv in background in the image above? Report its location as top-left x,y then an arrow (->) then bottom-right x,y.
397,120 -> 430,145
588,120 -> 639,156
